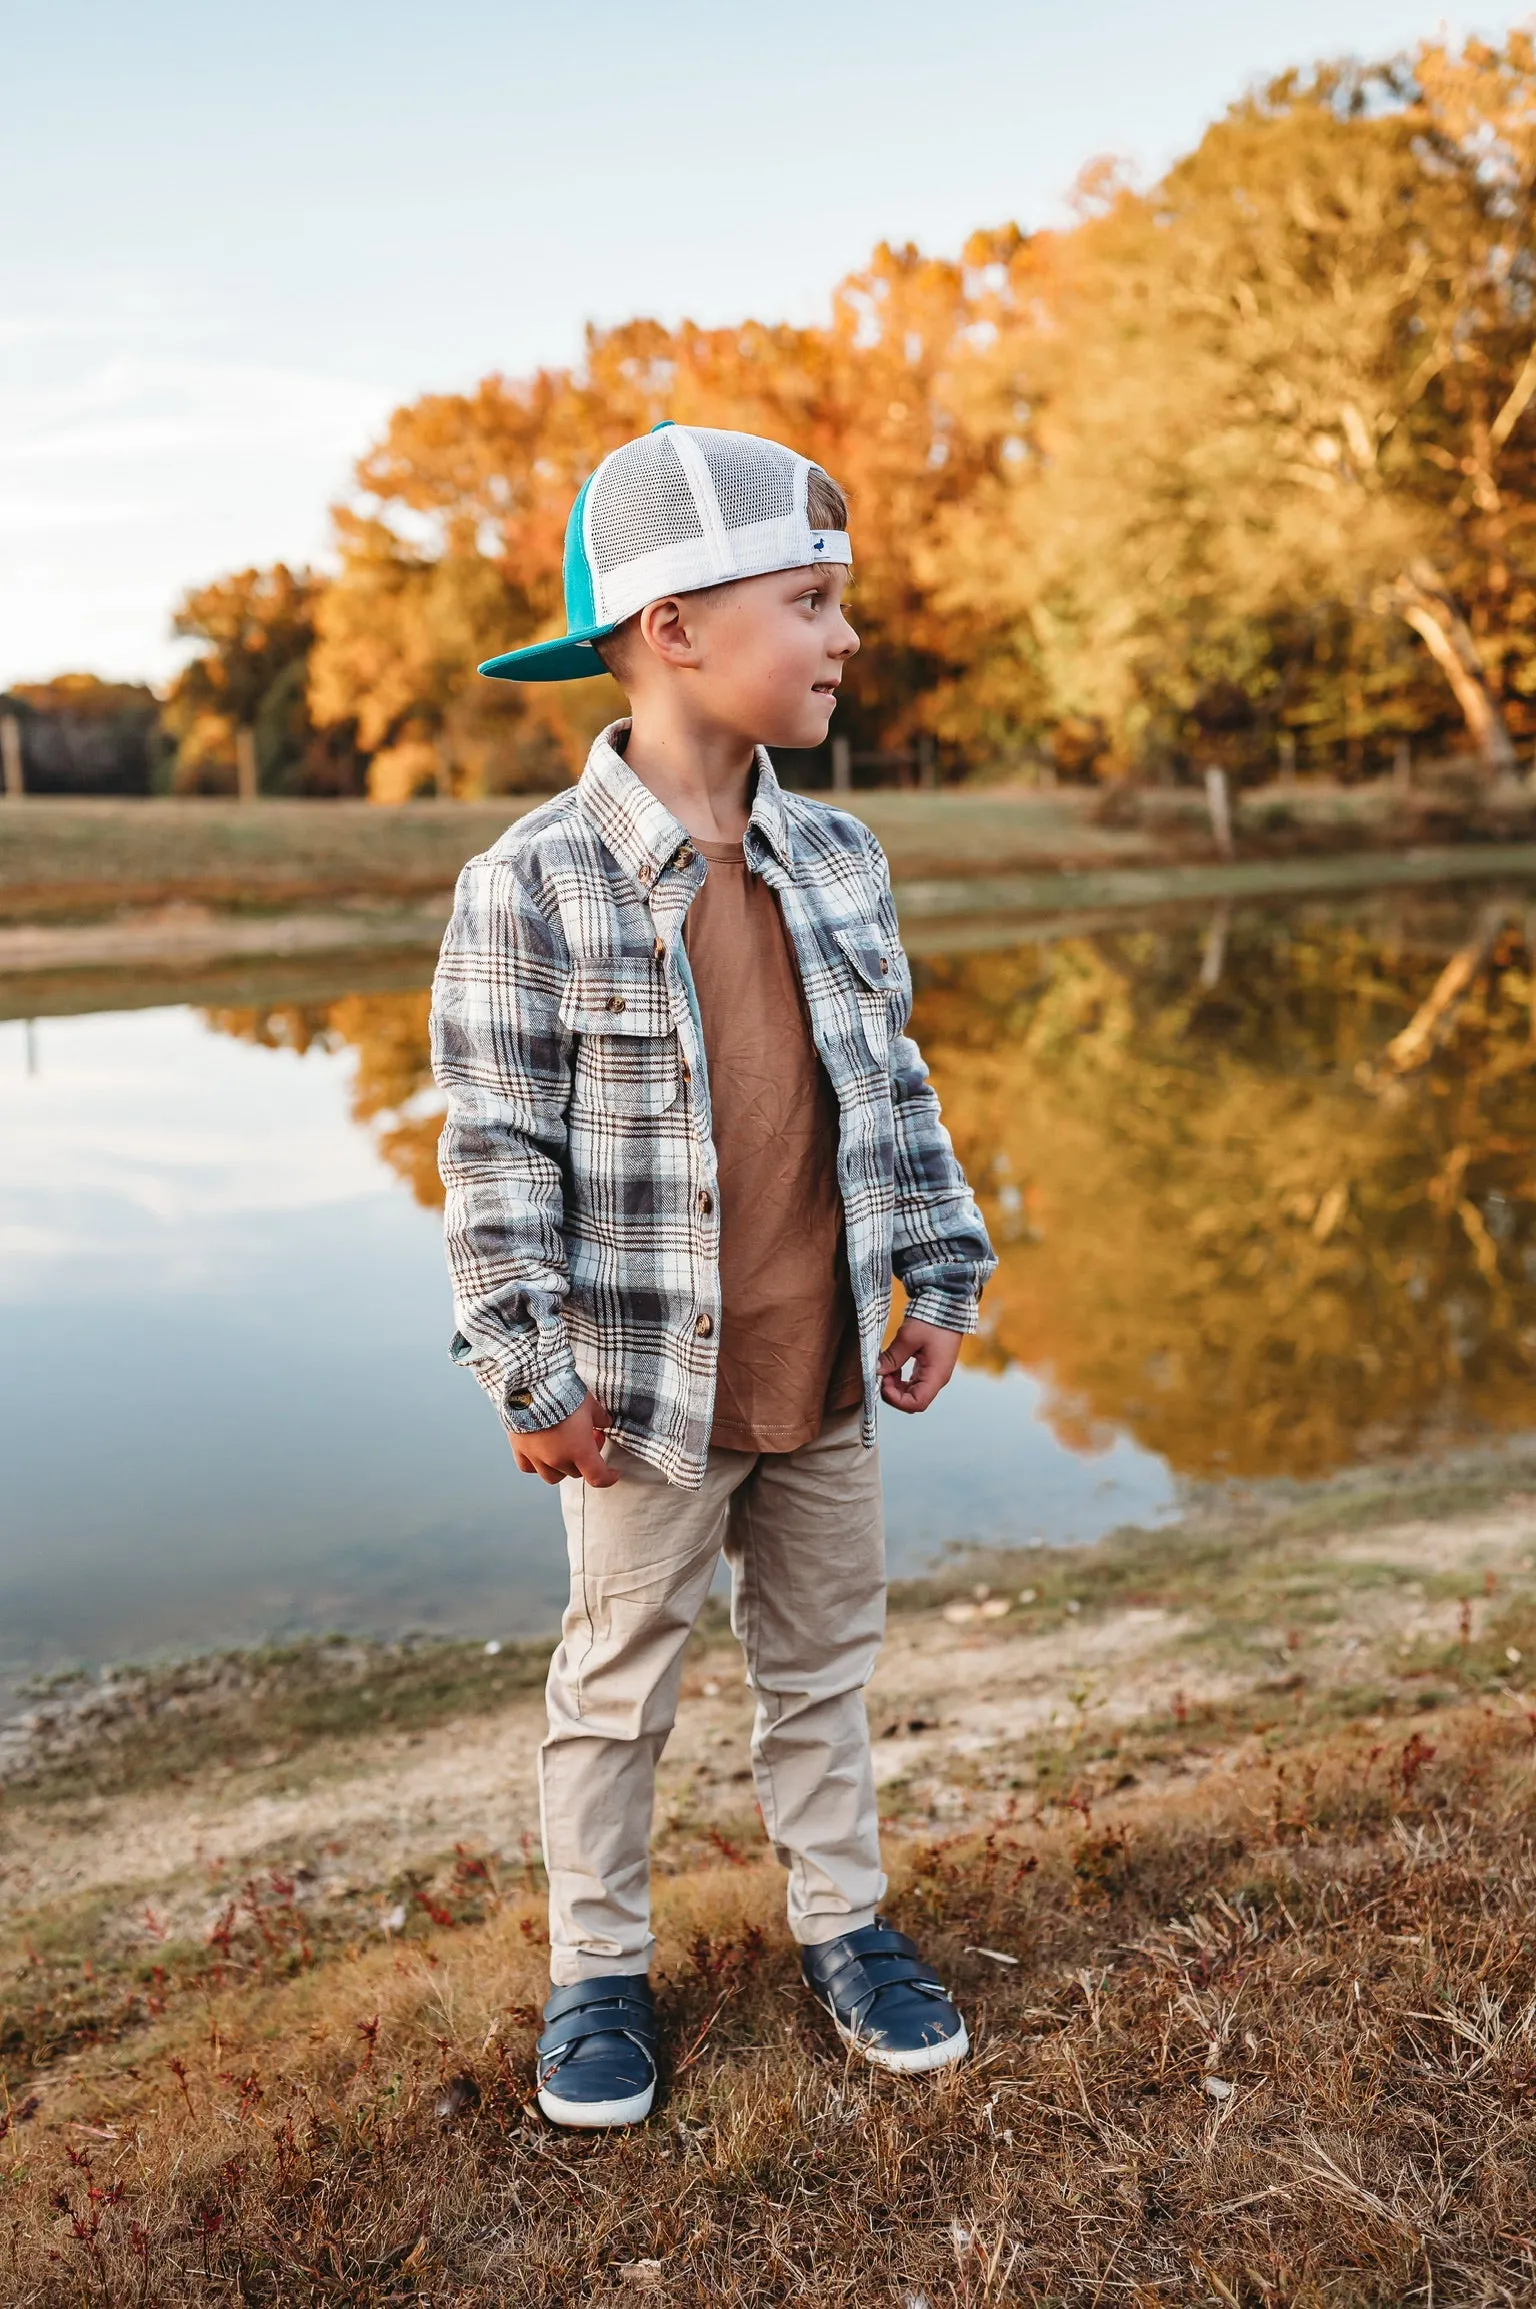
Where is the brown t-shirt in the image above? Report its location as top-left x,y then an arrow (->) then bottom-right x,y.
685,839 -> 863,1452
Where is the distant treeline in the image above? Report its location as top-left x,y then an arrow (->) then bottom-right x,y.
1,679 -> 163,797
88,37 -> 1536,797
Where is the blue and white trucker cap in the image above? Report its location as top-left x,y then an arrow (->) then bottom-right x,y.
478,420 -> 852,683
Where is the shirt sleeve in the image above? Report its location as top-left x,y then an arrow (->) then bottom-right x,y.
430,850 -> 589,1435
867,830 -> 998,1334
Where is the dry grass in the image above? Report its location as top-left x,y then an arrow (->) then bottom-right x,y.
9,1473 -> 1536,2302
7,1698 -> 1536,2304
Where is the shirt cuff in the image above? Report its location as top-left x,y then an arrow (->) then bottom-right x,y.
449,1325 -> 587,1435
498,1362 -> 590,1435
902,1283 -> 982,1336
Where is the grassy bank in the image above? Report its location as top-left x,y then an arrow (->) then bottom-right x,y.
7,779 -> 1536,928
5,1453 -> 1536,2300
0,792 -> 1148,926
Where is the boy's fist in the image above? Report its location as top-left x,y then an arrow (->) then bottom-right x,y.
509,1392 -> 620,1487
879,1317 -> 962,1414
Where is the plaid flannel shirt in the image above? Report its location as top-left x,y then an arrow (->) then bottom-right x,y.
431,723 -> 996,1489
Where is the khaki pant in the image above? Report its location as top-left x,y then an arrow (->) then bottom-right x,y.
542,1408 -> 887,1985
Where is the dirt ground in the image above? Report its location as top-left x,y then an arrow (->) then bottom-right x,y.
6,1481 -> 1533,1973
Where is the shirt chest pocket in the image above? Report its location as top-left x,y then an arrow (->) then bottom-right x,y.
833,927 -> 903,1066
560,958 -> 682,1117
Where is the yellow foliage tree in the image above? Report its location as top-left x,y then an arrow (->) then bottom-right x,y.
941,38 -> 1536,775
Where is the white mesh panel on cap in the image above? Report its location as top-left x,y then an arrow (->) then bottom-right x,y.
587,432 -> 705,577
693,427 -> 798,531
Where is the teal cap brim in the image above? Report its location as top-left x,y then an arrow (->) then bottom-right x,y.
478,623 -> 615,683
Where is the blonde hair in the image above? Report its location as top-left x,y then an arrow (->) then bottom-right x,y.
805,465 -> 849,530
596,464 -> 850,683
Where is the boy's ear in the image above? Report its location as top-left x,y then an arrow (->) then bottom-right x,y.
636,594 -> 705,670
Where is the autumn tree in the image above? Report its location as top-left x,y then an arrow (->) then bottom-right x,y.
306,248 -> 1023,795
164,33 -> 1536,791
164,564 -> 366,796
942,36 -> 1536,777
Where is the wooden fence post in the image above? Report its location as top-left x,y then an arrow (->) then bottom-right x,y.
1,714 -> 24,799
1204,765 -> 1234,858
235,727 -> 258,804
916,733 -> 938,791
831,735 -> 852,794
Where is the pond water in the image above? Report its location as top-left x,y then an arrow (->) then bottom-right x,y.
3,881 -> 1534,1691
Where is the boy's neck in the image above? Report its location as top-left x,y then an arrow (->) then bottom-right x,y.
619,705 -> 755,845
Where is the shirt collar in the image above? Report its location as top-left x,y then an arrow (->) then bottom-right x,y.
576,720 -> 796,886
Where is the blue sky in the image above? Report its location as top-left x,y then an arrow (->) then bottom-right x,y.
2,1 -> 1520,688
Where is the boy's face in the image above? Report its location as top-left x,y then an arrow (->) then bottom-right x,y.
639,562 -> 859,748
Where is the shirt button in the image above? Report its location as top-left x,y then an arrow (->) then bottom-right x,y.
606,994 -> 627,1012
508,1389 -> 533,1408
698,1190 -> 714,1216
696,1313 -> 714,1337
879,956 -> 889,974
638,863 -> 654,885
680,1060 -> 692,1083
653,937 -> 665,961
674,843 -> 695,869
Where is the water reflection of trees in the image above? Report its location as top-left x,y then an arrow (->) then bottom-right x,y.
204,898 -> 1536,1477
914,901 -> 1536,1477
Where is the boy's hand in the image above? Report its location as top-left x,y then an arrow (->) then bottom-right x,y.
509,1392 -> 620,1487
879,1317 -> 962,1414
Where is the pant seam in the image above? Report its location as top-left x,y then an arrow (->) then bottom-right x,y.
734,1468 -> 787,1850
572,1478 -> 592,1718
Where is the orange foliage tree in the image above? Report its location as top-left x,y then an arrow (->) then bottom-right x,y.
152,34 -> 1536,793
307,243 -> 1030,797
164,565 -> 366,797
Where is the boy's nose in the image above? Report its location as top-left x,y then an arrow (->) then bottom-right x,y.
833,615 -> 860,659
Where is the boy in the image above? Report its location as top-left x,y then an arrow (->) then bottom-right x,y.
431,422 -> 996,2128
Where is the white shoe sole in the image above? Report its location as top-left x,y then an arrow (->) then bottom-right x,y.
536,2078 -> 655,2129
835,2015 -> 970,2074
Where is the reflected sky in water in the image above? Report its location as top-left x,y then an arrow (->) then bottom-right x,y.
0,1004 -> 1172,1683
9,883 -> 1533,1687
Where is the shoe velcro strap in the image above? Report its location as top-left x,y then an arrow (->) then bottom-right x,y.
820,1955 -> 944,2026
537,2025 -> 656,2085
832,1927 -> 920,1963
543,1975 -> 654,2027
536,2000 -> 657,2059
814,1940 -> 934,1999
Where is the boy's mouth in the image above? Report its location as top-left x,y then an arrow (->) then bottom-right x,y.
811,680 -> 840,696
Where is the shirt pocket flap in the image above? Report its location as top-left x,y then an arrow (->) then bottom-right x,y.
833,926 -> 895,992
559,957 -> 674,1037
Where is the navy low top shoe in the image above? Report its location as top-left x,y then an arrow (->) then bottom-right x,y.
535,1975 -> 658,2128
802,1921 -> 968,2074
